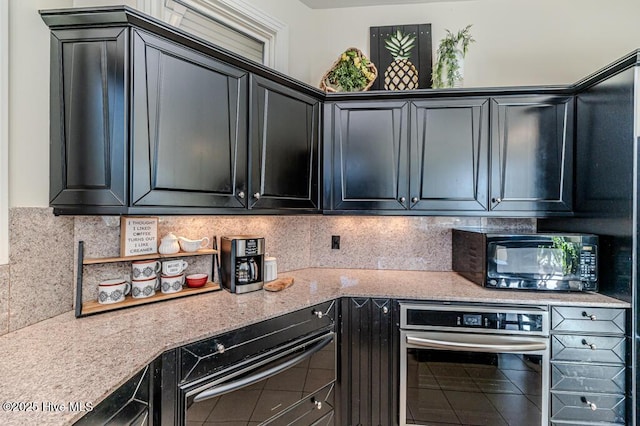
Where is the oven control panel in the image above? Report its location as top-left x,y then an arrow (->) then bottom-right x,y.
400,303 -> 549,336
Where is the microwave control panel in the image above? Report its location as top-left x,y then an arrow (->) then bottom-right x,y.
578,245 -> 597,282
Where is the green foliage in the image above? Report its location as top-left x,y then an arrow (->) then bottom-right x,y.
432,24 -> 475,88
384,30 -> 416,61
326,50 -> 375,92
551,236 -> 579,275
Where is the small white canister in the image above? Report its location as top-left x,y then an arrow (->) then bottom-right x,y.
264,256 -> 277,282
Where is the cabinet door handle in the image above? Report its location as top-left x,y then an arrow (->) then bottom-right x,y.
313,399 -> 322,410
312,310 -> 323,319
237,191 -> 245,199
382,306 -> 389,314
581,339 -> 597,350
254,192 -> 261,200
492,197 -> 502,203
411,197 -> 418,203
399,197 -> 406,203
581,396 -> 597,411
582,311 -> 597,321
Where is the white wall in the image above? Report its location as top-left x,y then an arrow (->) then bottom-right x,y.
7,0 -> 640,208
9,0 -> 72,208
307,0 -> 640,88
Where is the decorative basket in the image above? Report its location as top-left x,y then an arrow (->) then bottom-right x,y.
320,47 -> 378,93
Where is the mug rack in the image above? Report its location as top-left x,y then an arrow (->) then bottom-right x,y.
75,237 -> 221,318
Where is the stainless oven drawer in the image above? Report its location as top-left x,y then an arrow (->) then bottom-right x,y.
551,362 -> 626,394
266,383 -> 335,425
181,300 -> 335,384
551,335 -> 625,364
551,392 -> 626,424
551,307 -> 625,334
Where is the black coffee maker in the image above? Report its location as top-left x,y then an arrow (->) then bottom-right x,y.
220,236 -> 265,293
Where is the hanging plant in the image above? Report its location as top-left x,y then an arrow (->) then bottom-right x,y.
432,24 -> 475,88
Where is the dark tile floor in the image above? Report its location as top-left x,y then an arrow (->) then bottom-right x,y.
186,344 -> 335,426
406,349 -> 542,425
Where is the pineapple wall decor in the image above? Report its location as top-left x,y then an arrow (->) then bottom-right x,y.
384,29 -> 418,90
370,24 -> 432,90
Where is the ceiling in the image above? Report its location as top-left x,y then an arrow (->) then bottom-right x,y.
298,0 -> 473,9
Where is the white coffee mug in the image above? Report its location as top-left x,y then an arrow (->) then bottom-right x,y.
160,274 -> 185,294
131,260 -> 161,280
131,276 -> 159,299
161,259 -> 189,276
98,279 -> 131,304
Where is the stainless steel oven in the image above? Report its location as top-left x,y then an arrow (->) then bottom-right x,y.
399,303 -> 550,426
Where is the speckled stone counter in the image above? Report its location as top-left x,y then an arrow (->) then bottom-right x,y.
0,268 -> 629,426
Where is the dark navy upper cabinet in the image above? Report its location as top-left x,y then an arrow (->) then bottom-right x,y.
489,95 -> 574,212
409,98 -> 489,211
43,8 -> 322,215
131,29 -> 248,210
49,27 -> 128,210
325,95 -> 572,215
325,101 -> 410,211
250,76 -> 320,210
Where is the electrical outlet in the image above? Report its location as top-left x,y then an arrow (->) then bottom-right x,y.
331,235 -> 340,250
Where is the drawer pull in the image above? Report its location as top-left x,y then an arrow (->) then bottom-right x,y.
582,311 -> 597,321
313,399 -> 322,410
581,339 -> 597,350
313,310 -> 323,319
216,343 -> 225,354
581,396 -> 597,411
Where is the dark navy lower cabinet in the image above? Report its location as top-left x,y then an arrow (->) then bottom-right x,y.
74,365 -> 152,425
339,297 -> 398,426
550,306 -> 628,425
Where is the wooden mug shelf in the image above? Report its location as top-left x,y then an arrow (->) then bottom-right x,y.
76,239 -> 221,317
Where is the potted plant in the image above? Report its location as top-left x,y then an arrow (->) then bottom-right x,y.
320,48 -> 378,92
432,24 -> 475,88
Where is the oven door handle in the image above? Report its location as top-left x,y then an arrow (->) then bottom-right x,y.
193,333 -> 333,403
406,335 -> 547,353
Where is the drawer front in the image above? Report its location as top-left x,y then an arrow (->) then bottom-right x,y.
266,383 -> 335,425
180,300 -> 335,384
551,335 -> 625,363
551,362 -> 626,394
551,306 -> 625,334
551,392 -> 625,424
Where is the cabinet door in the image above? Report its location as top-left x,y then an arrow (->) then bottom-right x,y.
131,30 -> 248,209
409,98 -> 489,211
340,298 -> 396,426
250,76 -> 320,210
328,102 -> 409,210
49,28 -> 128,210
490,96 -> 574,212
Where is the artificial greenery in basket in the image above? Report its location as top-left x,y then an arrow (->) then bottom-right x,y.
432,24 -> 475,88
320,48 -> 378,92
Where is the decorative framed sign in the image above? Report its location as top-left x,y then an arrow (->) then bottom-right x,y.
369,24 -> 432,90
120,217 -> 159,257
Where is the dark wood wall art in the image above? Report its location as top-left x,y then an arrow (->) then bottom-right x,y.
369,24 -> 432,90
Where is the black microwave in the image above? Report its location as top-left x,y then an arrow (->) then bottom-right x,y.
452,229 -> 598,291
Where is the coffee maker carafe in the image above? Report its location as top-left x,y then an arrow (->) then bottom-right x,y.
220,236 -> 265,293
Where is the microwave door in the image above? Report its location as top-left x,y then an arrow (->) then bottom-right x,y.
488,241 -> 581,289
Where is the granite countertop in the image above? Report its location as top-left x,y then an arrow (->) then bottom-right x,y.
0,268 -> 629,426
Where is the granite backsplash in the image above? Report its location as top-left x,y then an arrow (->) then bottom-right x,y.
0,207 -> 535,335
